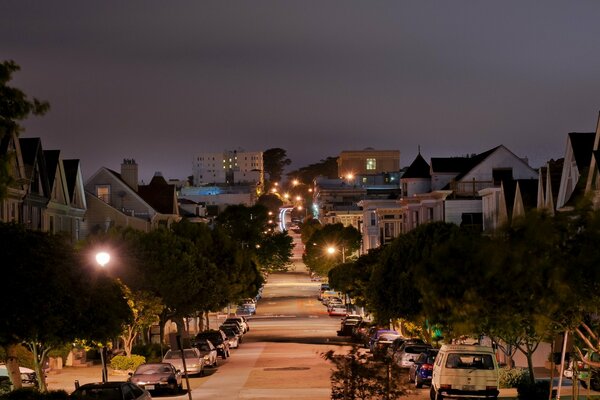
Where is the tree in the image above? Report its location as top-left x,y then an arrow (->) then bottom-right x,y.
328,248 -> 383,308
263,148 -> 291,183
303,223 -> 361,276
256,193 -> 283,214
287,156 -> 339,182
0,222 -> 130,391
255,231 -> 294,272
0,61 -> 49,200
118,283 -> 164,357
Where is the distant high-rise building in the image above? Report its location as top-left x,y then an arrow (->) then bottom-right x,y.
193,149 -> 263,187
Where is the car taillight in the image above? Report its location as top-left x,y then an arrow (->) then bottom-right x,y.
440,384 -> 452,390
421,364 -> 433,371
486,386 -> 497,391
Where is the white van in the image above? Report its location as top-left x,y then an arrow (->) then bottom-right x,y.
430,344 -> 499,399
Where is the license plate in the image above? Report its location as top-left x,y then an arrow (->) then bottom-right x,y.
144,385 -> 155,390
462,385 -> 475,390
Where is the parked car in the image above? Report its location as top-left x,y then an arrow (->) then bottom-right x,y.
129,362 -> 182,394
408,348 -> 439,388
225,316 -> 249,332
393,343 -> 433,368
195,339 -> 218,368
373,333 -> 402,359
195,330 -> 230,359
0,364 -> 37,388
71,382 -> 151,400
369,329 -> 399,353
430,344 -> 499,400
328,306 -> 348,317
338,318 -> 361,337
352,321 -> 374,345
387,338 -> 426,359
221,320 -> 245,335
162,348 -> 204,376
221,326 -> 241,349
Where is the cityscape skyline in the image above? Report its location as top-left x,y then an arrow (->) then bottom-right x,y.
2,1 -> 600,181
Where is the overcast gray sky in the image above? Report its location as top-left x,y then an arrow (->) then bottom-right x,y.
2,1 -> 599,181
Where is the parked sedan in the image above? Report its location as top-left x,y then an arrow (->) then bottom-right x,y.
129,363 -> 182,394
393,343 -> 433,368
369,329 -> 399,353
195,330 -> 230,359
195,339 -> 218,368
224,316 -> 249,333
408,349 -> 439,388
72,382 -> 151,400
221,327 -> 241,349
162,348 -> 204,376
373,333 -> 402,360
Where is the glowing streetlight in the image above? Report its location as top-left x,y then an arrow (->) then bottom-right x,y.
327,246 -> 336,255
271,187 -> 278,193
284,193 -> 290,199
95,252 -> 110,267
295,196 -> 302,201
326,245 -> 346,263
346,173 -> 354,181
292,179 -> 299,186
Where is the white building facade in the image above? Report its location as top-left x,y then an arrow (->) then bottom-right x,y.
193,149 -> 263,187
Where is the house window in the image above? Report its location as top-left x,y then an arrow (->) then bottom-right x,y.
96,185 -> 111,203
428,208 -> 434,221
366,158 -> 376,170
370,212 -> 376,226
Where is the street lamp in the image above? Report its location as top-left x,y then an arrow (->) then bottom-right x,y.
95,251 -> 110,383
326,246 -> 346,263
95,252 -> 110,267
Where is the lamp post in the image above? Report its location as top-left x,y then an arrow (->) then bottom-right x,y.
95,251 -> 110,383
326,245 -> 345,263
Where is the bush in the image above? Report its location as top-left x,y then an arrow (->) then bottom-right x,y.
0,389 -> 69,400
499,367 -> 529,388
109,355 -> 145,371
517,380 -> 553,400
131,344 -> 166,363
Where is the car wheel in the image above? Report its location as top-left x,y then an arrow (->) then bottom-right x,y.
212,359 -> 218,367
430,386 -> 443,400
591,376 -> 600,392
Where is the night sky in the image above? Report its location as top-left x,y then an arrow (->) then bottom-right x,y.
2,1 -> 600,182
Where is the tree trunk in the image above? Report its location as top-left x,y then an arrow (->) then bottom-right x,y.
4,344 -> 22,390
28,342 -> 49,392
525,348 -> 536,383
205,311 -> 210,331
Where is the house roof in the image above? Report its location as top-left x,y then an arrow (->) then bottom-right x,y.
402,153 -> 431,179
430,146 -> 500,177
568,132 -> 596,170
63,159 -> 80,200
43,150 -> 60,189
137,174 -> 178,214
540,158 -> 563,207
19,137 -> 42,166
503,179 -> 538,217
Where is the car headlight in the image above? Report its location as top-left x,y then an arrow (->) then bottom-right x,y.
204,356 -> 210,360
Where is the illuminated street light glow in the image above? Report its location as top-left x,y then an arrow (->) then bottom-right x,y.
96,251 -> 110,267
292,179 -> 299,186
327,246 -> 336,255
284,193 -> 290,199
346,173 -> 354,180
271,188 -> 278,193
295,196 -> 302,201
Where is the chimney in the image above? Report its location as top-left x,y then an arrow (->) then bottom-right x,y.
121,159 -> 139,191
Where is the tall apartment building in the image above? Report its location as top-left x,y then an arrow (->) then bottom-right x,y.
193,149 -> 263,187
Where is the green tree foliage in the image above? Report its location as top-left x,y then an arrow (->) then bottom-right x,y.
0,222 -> 130,391
287,156 -> 339,182
303,223 -> 361,276
118,283 -> 164,357
256,193 -> 283,214
256,231 -> 294,272
328,248 -> 383,307
263,147 -> 291,183
323,346 -> 407,399
300,217 -> 321,245
0,61 -> 49,200
366,222 -> 456,329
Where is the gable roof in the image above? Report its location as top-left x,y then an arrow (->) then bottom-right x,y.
19,137 -> 51,197
402,153 -> 431,179
43,150 -> 61,189
137,174 -> 178,214
568,132 -> 596,170
62,159 -> 80,201
430,146 -> 500,176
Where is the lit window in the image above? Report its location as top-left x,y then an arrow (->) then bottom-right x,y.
96,185 -> 110,203
366,158 -> 376,170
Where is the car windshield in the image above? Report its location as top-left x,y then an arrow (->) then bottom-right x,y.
135,364 -> 171,374
445,353 -> 495,370
164,350 -> 196,359
72,386 -> 122,400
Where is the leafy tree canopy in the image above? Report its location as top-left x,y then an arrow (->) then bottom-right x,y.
303,223 -> 361,276
287,156 -> 338,183
263,147 -> 291,183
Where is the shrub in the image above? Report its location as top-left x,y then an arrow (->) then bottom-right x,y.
109,355 -> 145,371
499,366 -> 529,388
131,344 -> 166,363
